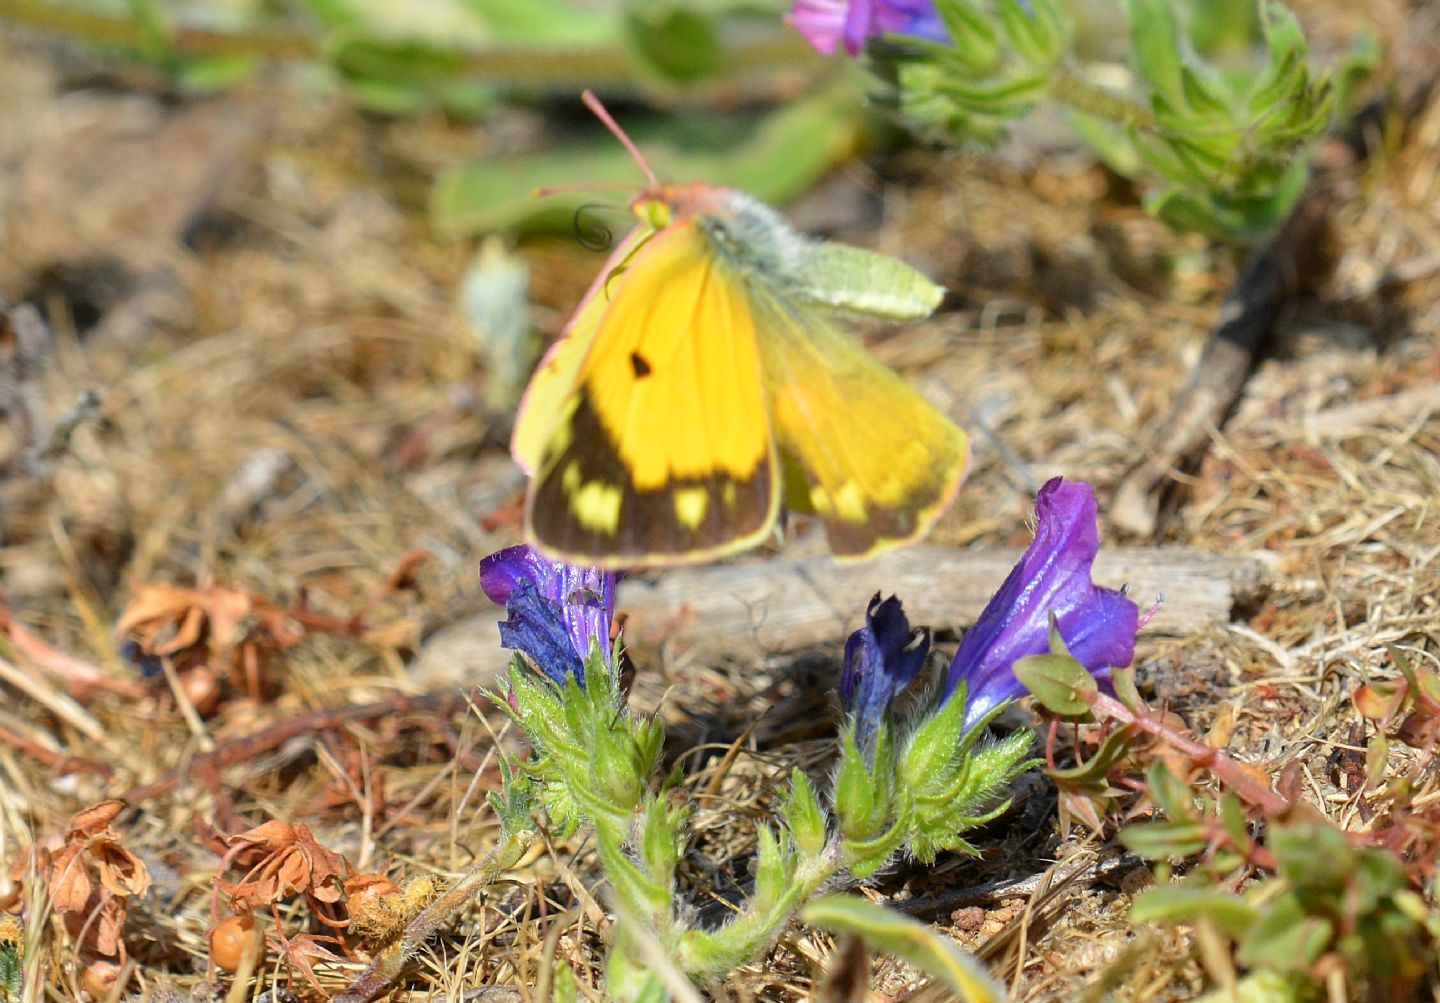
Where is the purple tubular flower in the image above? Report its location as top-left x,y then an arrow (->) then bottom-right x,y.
944,478 -> 1138,730
841,593 -> 931,749
789,0 -> 949,56
479,544 -> 619,685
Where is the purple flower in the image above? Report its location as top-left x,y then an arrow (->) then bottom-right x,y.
841,593 -> 930,750
479,545 -> 619,685
944,478 -> 1138,730
788,0 -> 949,56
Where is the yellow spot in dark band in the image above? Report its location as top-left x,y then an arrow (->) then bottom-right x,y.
572,480 -> 622,532
675,488 -> 708,529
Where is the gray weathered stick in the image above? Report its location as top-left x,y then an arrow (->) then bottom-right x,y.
616,545 -> 1265,655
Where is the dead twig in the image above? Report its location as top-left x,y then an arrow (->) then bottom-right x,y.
616,545 -> 1266,656
0,716 -> 113,778
1111,173 -> 1334,537
1112,72 -> 1440,537
120,690 -> 473,803
332,825 -> 534,1003
0,600 -> 146,701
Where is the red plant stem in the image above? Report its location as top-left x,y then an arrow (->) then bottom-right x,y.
1089,691 -> 1292,817
0,601 -> 147,700
121,690 -> 471,802
0,719 -> 113,777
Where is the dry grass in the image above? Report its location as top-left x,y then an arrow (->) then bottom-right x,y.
3,5 -> 1440,1000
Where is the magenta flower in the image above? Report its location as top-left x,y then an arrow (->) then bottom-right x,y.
944,478 -> 1138,730
480,544 -> 619,685
788,0 -> 949,56
840,593 -> 930,750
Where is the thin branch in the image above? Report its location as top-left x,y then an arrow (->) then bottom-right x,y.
1088,690 -> 1291,816
120,690 -> 472,802
332,826 -> 534,1003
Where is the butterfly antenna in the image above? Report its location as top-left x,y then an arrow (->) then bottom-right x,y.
534,181 -> 635,198
582,89 -> 658,188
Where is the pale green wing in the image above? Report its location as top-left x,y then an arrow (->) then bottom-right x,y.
785,242 -> 945,322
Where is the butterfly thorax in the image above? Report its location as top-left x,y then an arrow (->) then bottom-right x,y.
632,183 -> 811,282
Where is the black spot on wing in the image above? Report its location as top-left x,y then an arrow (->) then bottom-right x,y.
629,352 -> 652,378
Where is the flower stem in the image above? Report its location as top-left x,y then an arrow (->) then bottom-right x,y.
333,826 -> 533,1003
1089,691 -> 1291,816
1048,64 -> 1156,131
0,0 -> 816,94
676,839 -> 847,977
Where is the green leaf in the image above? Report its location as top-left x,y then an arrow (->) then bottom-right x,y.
463,0 -> 619,46
1126,0 -> 1186,108
1144,761 -> 1199,820
1236,893 -> 1332,971
294,0 -> 362,28
173,55 -> 260,93
997,0 -> 1064,70
1109,666 -> 1146,712
932,0 -> 1001,74
330,35 -> 465,89
1179,64 -> 1232,118
1013,653 -> 1097,716
639,797 -> 685,886
0,936 -> 20,1003
804,895 -> 1008,1002
488,755 -> 537,833
540,777 -> 581,838
834,729 -> 882,841
1182,0 -> 1262,57
1118,820 -> 1211,859
1189,971 -> 1307,1003
1131,886 -> 1258,937
1049,724 -> 1133,785
431,84 -> 862,236
844,801 -> 911,878
783,768 -> 828,858
937,73 -> 1048,113
552,960 -> 580,1003
595,821 -> 670,917
624,1 -> 725,81
1329,31 -> 1379,126
126,0 -> 173,60
1065,109 -> 1144,178
590,719 -> 644,809
899,683 -> 969,790
752,824 -> 797,912
1218,792 -> 1254,856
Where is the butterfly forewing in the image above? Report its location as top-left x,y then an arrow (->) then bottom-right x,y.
512,225 -> 655,476
526,220 -> 780,567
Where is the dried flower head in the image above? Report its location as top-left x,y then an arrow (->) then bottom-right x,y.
343,873 -> 438,946
118,584 -> 300,706
216,820 -> 346,918
39,800 -> 151,961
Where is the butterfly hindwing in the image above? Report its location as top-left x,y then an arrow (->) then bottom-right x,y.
788,241 -> 945,322
756,294 -> 969,559
526,220 -> 780,566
